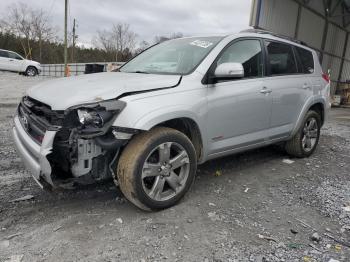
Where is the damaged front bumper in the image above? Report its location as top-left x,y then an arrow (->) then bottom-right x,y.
12,97 -> 133,189
12,115 -> 57,188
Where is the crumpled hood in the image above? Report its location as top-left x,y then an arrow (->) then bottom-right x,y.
27,72 -> 181,110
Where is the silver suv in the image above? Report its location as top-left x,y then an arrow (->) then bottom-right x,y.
12,30 -> 330,210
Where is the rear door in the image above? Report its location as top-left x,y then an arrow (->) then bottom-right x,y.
262,41 -> 313,139
295,46 -> 322,96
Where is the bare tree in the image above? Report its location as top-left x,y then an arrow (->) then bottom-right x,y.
5,3 -> 34,58
2,2 -> 54,61
112,23 -> 137,61
31,9 -> 54,62
93,23 -> 137,61
134,40 -> 151,55
0,18 -> 11,34
140,40 -> 150,49
93,29 -> 116,53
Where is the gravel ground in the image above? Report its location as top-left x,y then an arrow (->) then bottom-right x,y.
0,72 -> 51,106
0,72 -> 349,262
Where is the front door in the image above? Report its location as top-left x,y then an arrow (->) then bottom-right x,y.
8,51 -> 25,72
206,39 -> 272,155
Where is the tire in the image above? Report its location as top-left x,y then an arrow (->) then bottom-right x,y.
25,66 -> 38,77
116,127 -> 197,211
285,110 -> 321,158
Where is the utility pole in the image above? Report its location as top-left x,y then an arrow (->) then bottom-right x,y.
71,18 -> 76,63
64,0 -> 68,77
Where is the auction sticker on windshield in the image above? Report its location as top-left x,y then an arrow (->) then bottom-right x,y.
190,40 -> 213,48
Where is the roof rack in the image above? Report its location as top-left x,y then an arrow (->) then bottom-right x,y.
240,28 -> 308,47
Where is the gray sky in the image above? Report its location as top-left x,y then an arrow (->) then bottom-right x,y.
1,0 -> 252,46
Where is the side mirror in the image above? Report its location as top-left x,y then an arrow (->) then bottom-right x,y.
213,62 -> 244,80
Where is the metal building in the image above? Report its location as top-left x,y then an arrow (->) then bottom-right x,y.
250,0 -> 350,94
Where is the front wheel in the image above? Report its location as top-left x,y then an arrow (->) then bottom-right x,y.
285,110 -> 321,158
25,66 -> 38,77
116,127 -> 197,211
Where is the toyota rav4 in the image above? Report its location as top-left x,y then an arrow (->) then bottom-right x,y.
12,30 -> 331,210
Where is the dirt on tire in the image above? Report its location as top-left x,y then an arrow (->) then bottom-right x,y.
116,127 -> 196,211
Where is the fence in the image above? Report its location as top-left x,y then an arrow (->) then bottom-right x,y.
40,62 -> 125,77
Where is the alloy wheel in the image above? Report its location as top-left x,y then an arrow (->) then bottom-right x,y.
27,68 -> 36,76
141,142 -> 190,202
302,117 -> 319,152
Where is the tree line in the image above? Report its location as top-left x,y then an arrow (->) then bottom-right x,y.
0,2 -> 183,64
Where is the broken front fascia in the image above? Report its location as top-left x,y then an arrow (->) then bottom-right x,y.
50,99 -> 131,184
15,98 -> 132,189
67,99 -> 127,138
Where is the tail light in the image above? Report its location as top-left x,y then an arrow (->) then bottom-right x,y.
322,73 -> 330,83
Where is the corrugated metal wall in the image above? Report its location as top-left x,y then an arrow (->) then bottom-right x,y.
325,24 -> 346,58
297,7 -> 325,50
343,39 -> 350,80
344,39 -> 350,59
258,0 -> 298,37
341,61 -> 350,80
306,0 -> 326,15
250,0 -> 350,93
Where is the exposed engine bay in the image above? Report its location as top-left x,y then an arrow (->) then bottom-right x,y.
18,96 -> 135,187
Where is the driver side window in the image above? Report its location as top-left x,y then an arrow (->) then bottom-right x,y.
216,39 -> 263,79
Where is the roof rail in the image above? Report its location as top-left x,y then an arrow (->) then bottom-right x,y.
240,28 -> 308,47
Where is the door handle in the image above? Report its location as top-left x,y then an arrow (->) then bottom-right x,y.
260,87 -> 272,94
302,84 -> 311,89
9,59 -> 14,62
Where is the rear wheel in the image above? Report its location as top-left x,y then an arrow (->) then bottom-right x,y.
25,66 -> 38,77
285,110 -> 321,158
116,127 -> 197,211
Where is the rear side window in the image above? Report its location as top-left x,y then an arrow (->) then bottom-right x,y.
0,50 -> 8,58
265,41 -> 297,75
295,47 -> 314,74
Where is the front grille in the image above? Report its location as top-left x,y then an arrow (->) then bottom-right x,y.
18,97 -> 64,144
23,97 -> 64,126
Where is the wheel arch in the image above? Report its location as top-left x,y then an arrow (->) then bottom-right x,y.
291,99 -> 326,137
308,102 -> 325,125
153,117 -> 204,162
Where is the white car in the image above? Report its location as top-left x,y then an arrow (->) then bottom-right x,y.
0,49 -> 41,76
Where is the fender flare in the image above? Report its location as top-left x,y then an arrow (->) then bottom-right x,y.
290,97 -> 326,137
133,105 -> 204,130
130,106 -> 208,162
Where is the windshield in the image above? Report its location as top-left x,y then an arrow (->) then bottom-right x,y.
120,37 -> 223,75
